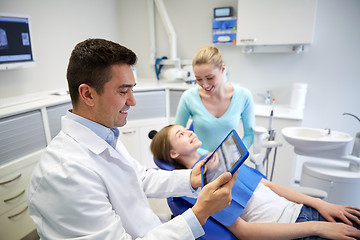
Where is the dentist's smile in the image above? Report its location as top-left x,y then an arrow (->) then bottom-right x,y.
120,106 -> 130,114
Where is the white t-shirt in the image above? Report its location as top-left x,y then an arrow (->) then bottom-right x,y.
240,182 -> 303,223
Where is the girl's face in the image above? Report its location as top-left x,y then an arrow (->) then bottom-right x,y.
193,63 -> 225,94
168,125 -> 202,158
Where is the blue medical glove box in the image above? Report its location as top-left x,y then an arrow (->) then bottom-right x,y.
212,17 -> 237,44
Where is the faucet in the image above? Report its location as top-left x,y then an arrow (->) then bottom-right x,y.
258,90 -> 272,105
343,112 -> 360,122
343,112 -> 360,158
324,128 -> 331,135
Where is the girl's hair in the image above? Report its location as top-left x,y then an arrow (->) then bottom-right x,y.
150,124 -> 186,169
192,46 -> 224,69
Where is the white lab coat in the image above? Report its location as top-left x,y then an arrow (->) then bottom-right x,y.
27,116 -> 201,240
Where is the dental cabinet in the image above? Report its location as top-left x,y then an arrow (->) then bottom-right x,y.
236,0 -> 317,53
0,150 -> 41,240
0,96 -> 72,239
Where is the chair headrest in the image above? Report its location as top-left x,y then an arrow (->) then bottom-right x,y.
153,157 -> 176,171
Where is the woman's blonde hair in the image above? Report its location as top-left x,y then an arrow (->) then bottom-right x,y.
150,125 -> 186,169
192,46 -> 224,69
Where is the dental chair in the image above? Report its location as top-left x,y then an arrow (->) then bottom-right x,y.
153,157 -> 238,240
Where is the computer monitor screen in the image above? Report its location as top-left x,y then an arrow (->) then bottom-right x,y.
0,14 -> 35,70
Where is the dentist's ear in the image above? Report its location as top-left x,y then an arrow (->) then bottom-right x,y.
78,83 -> 95,107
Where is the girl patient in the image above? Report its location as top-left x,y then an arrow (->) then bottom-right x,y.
150,124 -> 360,240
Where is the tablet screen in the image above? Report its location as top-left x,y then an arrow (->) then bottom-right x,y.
201,130 -> 248,186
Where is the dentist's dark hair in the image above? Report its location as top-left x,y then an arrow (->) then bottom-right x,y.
66,38 -> 137,106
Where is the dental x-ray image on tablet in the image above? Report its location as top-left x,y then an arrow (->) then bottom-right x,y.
201,130 -> 249,187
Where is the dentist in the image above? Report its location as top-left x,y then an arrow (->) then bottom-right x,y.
27,38 -> 237,240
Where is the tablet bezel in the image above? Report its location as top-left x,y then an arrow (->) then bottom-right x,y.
201,129 -> 249,187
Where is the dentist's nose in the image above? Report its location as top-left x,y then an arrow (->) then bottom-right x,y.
126,91 -> 136,106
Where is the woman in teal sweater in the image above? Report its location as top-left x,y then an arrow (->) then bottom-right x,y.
175,46 -> 255,154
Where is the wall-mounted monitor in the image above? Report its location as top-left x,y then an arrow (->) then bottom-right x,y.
0,14 -> 35,70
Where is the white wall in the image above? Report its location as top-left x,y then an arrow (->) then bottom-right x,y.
0,0 -> 122,97
120,0 -> 360,140
1,0 -> 359,140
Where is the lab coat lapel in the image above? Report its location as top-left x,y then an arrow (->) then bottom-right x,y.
61,116 -> 136,169
61,116 -> 106,152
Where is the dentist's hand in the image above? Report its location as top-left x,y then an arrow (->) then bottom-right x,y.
191,170 -> 238,226
190,154 -> 211,188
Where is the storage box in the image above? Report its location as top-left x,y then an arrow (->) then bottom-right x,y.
212,17 -> 237,44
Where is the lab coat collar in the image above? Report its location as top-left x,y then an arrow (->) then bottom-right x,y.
61,116 -> 119,158
66,110 -> 119,148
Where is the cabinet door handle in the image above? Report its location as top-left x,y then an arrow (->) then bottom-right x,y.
8,206 -> 28,219
240,38 -> 257,42
121,130 -> 136,135
0,173 -> 22,185
4,189 -> 26,203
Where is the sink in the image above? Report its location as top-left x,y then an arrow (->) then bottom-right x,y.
282,127 -> 353,156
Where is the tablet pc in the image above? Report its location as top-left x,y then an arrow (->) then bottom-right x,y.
201,130 -> 249,187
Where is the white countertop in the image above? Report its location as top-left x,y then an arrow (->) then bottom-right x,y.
0,90 -> 71,118
254,104 -> 303,120
0,79 -> 303,120
133,78 -> 196,91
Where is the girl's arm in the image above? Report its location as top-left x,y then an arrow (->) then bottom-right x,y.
227,217 -> 360,240
261,179 -> 360,226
